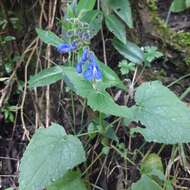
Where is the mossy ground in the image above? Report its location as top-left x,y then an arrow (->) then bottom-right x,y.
147,0 -> 190,65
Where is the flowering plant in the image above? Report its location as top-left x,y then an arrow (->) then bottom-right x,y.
18,1 -> 190,190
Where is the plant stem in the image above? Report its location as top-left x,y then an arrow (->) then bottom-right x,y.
111,144 -> 137,167
99,112 -> 104,133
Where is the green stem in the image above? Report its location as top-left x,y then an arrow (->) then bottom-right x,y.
111,145 -> 137,167
70,52 -> 76,132
71,91 -> 76,132
81,152 -> 103,176
99,112 -> 104,133
80,99 -> 86,127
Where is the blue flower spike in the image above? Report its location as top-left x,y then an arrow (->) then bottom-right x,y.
81,47 -> 89,62
56,41 -> 78,54
76,63 -> 83,73
83,52 -> 102,81
71,41 -> 78,50
56,43 -> 72,54
76,47 -> 89,74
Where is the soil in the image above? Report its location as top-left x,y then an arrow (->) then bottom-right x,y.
158,0 -> 190,31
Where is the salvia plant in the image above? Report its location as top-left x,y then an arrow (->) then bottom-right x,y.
18,0 -> 190,190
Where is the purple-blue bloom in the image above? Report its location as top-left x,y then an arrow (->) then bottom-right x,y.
89,52 -> 96,65
81,32 -> 91,41
76,49 -> 102,81
83,63 -> 102,81
76,62 -> 83,73
76,48 -> 89,74
71,41 -> 78,50
81,48 -> 89,62
83,53 -> 102,81
56,41 -> 78,54
56,43 -> 72,54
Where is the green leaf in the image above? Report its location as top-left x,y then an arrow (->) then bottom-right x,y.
165,180 -> 174,190
112,38 -> 144,64
101,146 -> 110,155
101,0 -> 112,16
96,58 -> 125,90
87,90 -> 134,119
4,35 -> 15,42
36,28 -> 64,46
30,57 -> 124,90
170,0 -> 187,12
141,154 -> 163,175
62,67 -> 93,97
105,14 -> 126,43
119,60 -> 135,75
4,110 -> 9,120
47,171 -> 87,190
80,10 -> 103,37
29,66 -> 63,88
141,153 -> 164,181
88,122 -> 98,139
19,123 -> 86,190
62,67 -> 134,119
76,0 -> 96,15
131,175 -> 162,190
104,125 -> 119,142
106,0 -> 133,28
131,81 -> 190,144
64,59 -> 125,93
65,3 -> 76,18
5,188 -> 14,190
186,0 -> 190,7
143,46 -> 163,66
8,112 -> 14,123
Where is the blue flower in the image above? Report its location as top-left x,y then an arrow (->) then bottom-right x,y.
89,52 -> 96,65
56,41 -> 78,54
71,41 -> 78,50
81,47 -> 89,62
56,43 -> 72,54
83,53 -> 102,81
76,49 -> 102,81
76,62 -> 83,73
76,48 -> 89,74
81,32 -> 91,41
83,63 -> 102,81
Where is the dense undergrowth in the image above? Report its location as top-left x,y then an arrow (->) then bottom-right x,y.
1,0 -> 190,190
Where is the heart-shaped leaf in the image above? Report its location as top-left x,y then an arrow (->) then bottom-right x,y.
131,81 -> 190,144
19,123 -> 86,190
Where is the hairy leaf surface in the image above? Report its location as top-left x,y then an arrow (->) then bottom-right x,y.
19,124 -> 86,190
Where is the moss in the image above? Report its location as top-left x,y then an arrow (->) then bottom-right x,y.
147,0 -> 190,65
146,0 -> 158,12
174,32 -> 190,46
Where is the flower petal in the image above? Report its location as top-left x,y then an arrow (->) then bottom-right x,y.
89,52 -> 96,65
56,43 -> 71,53
76,63 -> 83,73
95,68 -> 102,80
81,48 -> 89,62
71,41 -> 78,50
83,67 -> 93,81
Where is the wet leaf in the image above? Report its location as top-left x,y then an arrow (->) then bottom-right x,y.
105,14 -> 126,43
47,171 -> 87,190
112,38 -> 144,64
131,81 -> 190,144
170,0 -> 187,12
131,175 -> 162,190
29,66 -> 63,88
36,28 -> 64,46
105,0 -> 133,28
19,123 -> 86,190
